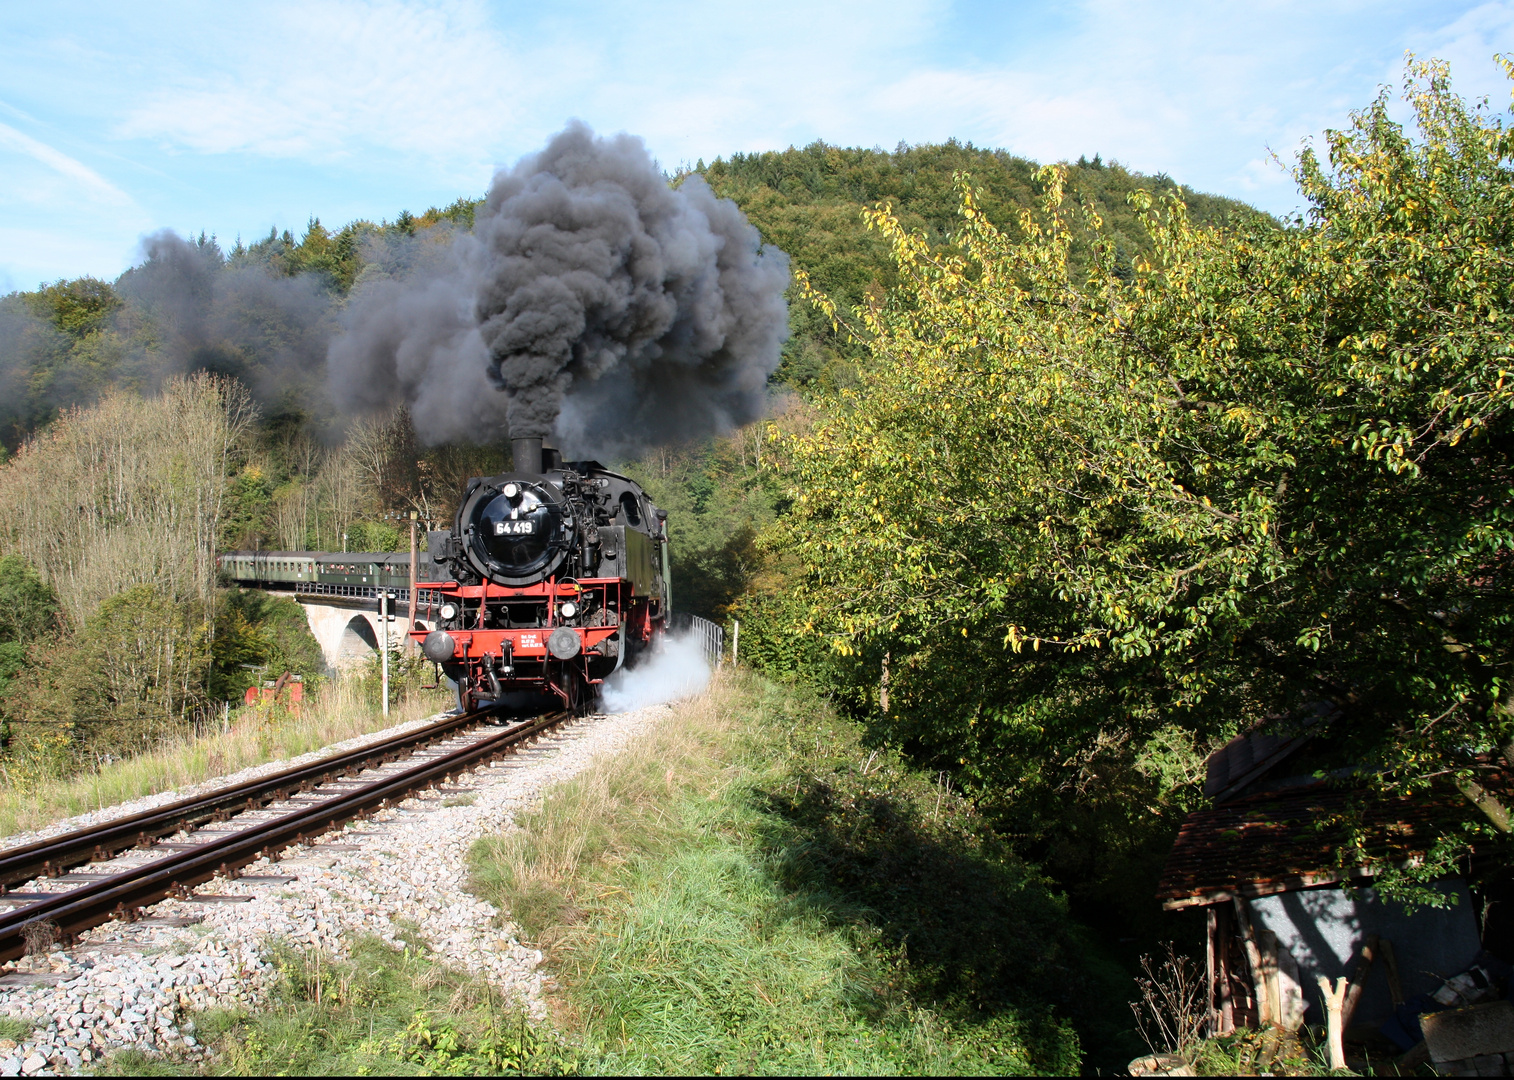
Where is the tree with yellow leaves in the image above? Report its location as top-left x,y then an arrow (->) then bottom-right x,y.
771,59 -> 1514,897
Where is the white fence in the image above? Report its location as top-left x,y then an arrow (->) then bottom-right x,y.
671,613 -> 725,668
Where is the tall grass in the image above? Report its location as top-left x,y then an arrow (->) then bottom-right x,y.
469,674 -> 1125,1075
0,676 -> 448,840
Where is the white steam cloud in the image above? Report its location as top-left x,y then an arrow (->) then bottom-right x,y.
599,634 -> 712,713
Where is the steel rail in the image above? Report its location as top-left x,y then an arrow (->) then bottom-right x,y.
0,710 -> 570,964
0,709 -> 498,889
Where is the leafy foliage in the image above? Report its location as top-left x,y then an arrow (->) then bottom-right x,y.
0,555 -> 58,649
766,61 -> 1514,899
0,555 -> 58,714
210,587 -> 327,700
693,140 -> 1259,393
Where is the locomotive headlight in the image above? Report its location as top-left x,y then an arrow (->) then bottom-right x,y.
502,482 -> 520,498
559,601 -> 578,619
439,602 -> 458,621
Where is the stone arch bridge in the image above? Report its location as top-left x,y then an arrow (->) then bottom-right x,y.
271,583 -> 438,674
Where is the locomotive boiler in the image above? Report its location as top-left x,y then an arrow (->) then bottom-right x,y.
413,436 -> 670,713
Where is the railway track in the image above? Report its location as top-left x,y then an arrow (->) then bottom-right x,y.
0,709 -> 572,964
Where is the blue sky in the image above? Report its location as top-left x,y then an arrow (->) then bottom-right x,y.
2,0 -> 1512,291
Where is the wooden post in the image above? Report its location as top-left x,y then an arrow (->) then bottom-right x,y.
1233,897 -> 1273,1027
1317,974 -> 1349,1070
1257,928 -> 1282,1028
1207,906 -> 1218,1036
1340,934 -> 1378,1032
1274,935 -> 1306,1032
731,619 -> 739,666
1380,938 -> 1404,1006
1216,903 -> 1235,1034
407,513 -> 418,656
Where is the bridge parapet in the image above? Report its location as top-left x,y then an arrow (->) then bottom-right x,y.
293,581 -> 445,606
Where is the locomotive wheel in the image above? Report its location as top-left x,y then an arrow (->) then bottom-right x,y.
551,667 -> 591,716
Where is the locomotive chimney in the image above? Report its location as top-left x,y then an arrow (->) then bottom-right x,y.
512,436 -> 543,474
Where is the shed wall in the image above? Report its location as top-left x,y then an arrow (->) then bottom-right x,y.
1248,881 -> 1481,1029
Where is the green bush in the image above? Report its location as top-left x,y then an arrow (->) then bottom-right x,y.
344,520 -> 401,552
0,554 -> 59,708
211,587 -> 327,700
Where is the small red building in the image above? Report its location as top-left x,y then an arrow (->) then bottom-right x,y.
243,672 -> 304,717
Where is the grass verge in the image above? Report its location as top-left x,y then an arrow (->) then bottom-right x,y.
97,933 -> 576,1077
469,672 -> 1140,1074
0,678 -> 448,839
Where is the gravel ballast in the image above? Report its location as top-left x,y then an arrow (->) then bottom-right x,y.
0,702 -> 676,1075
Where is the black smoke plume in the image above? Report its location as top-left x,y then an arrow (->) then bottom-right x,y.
119,231 -> 334,409
0,231 -> 335,445
329,122 -> 789,453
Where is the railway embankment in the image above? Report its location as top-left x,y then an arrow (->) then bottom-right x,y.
0,700 -> 669,1075
459,672 -> 1135,1074
266,672 -> 1132,1076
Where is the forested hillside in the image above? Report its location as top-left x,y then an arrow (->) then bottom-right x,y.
692,141 -> 1260,391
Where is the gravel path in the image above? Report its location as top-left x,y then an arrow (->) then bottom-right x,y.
0,702 -> 677,1075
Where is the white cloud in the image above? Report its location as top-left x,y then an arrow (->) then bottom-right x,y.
117,0 -> 524,169
0,120 -> 133,205
6,0 -> 1514,289
605,0 -> 1514,212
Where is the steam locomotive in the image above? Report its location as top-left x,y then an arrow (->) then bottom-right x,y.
414,436 -> 670,713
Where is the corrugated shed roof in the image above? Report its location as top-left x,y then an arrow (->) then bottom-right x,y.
1157,782 -> 1477,909
1203,704 -> 1336,803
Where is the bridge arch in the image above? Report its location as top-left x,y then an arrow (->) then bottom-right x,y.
295,599 -> 434,674
339,614 -> 379,668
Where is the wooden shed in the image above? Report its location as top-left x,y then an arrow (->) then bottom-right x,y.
1156,720 -> 1491,1041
